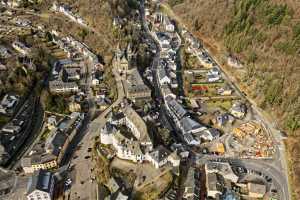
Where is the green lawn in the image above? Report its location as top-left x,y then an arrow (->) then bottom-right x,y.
206,100 -> 232,111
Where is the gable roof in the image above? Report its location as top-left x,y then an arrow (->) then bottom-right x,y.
158,66 -> 168,80
149,145 -> 171,163
45,131 -> 68,156
165,96 -> 187,119
180,117 -> 206,133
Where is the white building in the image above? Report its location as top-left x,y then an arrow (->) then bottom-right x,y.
165,23 -> 175,32
207,74 -> 221,82
146,146 -> 180,169
206,172 -> 222,198
122,105 -> 153,149
100,122 -> 118,145
230,102 -> 247,119
205,162 -> 239,183
52,2 -> 86,26
161,84 -> 176,99
146,145 -> 171,168
112,131 -> 145,163
49,81 -> 79,93
179,117 -> 207,135
158,66 -> 171,85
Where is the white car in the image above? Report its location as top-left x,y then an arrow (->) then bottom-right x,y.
65,178 -> 72,186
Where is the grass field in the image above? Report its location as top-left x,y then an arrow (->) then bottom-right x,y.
206,100 -> 232,111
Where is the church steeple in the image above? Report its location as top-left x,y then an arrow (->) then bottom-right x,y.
115,44 -> 123,61
126,43 -> 133,62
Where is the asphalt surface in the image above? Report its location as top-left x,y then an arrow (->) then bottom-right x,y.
67,57 -> 125,200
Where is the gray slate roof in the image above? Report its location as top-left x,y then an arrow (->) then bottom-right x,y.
165,96 -> 187,119
180,117 -> 204,133
27,170 -> 53,195
149,145 -> 171,163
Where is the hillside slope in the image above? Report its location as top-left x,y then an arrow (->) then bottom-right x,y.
167,0 -> 300,198
170,0 -> 299,133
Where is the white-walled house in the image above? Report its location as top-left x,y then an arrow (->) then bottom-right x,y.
146,145 -> 171,168
112,131 -> 145,163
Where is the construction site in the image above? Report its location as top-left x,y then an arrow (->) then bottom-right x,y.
230,121 -> 275,158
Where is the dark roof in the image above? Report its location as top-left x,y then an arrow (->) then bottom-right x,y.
180,117 -> 203,133
112,112 -> 125,121
149,145 -> 171,163
208,128 -> 220,138
46,132 -> 68,156
27,170 -> 53,195
102,122 -> 117,135
166,96 -> 187,119
53,165 -> 68,183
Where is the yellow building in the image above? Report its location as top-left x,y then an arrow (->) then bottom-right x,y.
209,142 -> 225,155
21,156 -> 58,174
31,160 -> 57,171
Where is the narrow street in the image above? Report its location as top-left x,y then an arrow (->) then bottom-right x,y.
67,56 -> 125,200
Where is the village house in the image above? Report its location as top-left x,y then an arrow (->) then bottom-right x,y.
206,172 -> 222,199
147,146 -> 180,169
217,85 -> 233,96
183,133 -> 200,146
207,74 -> 221,83
0,94 -> 19,115
170,79 -> 178,88
164,16 -> 175,32
205,162 -> 239,183
63,68 -> 81,81
49,80 -> 79,94
12,41 -> 31,55
197,128 -> 220,142
158,66 -> 171,85
0,45 -> 11,58
112,131 -> 145,163
247,183 -> 266,198
52,2 -> 86,26
22,113 -> 84,174
121,105 -> 153,149
230,102 -> 247,119
100,122 -> 145,163
100,122 -> 119,145
146,145 -> 171,168
46,116 -> 57,130
183,167 -> 201,200
215,113 -> 235,127
161,84 -> 176,99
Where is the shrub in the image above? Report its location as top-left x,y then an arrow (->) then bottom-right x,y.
267,4 -> 288,25
285,115 -> 300,132
293,22 -> 300,37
